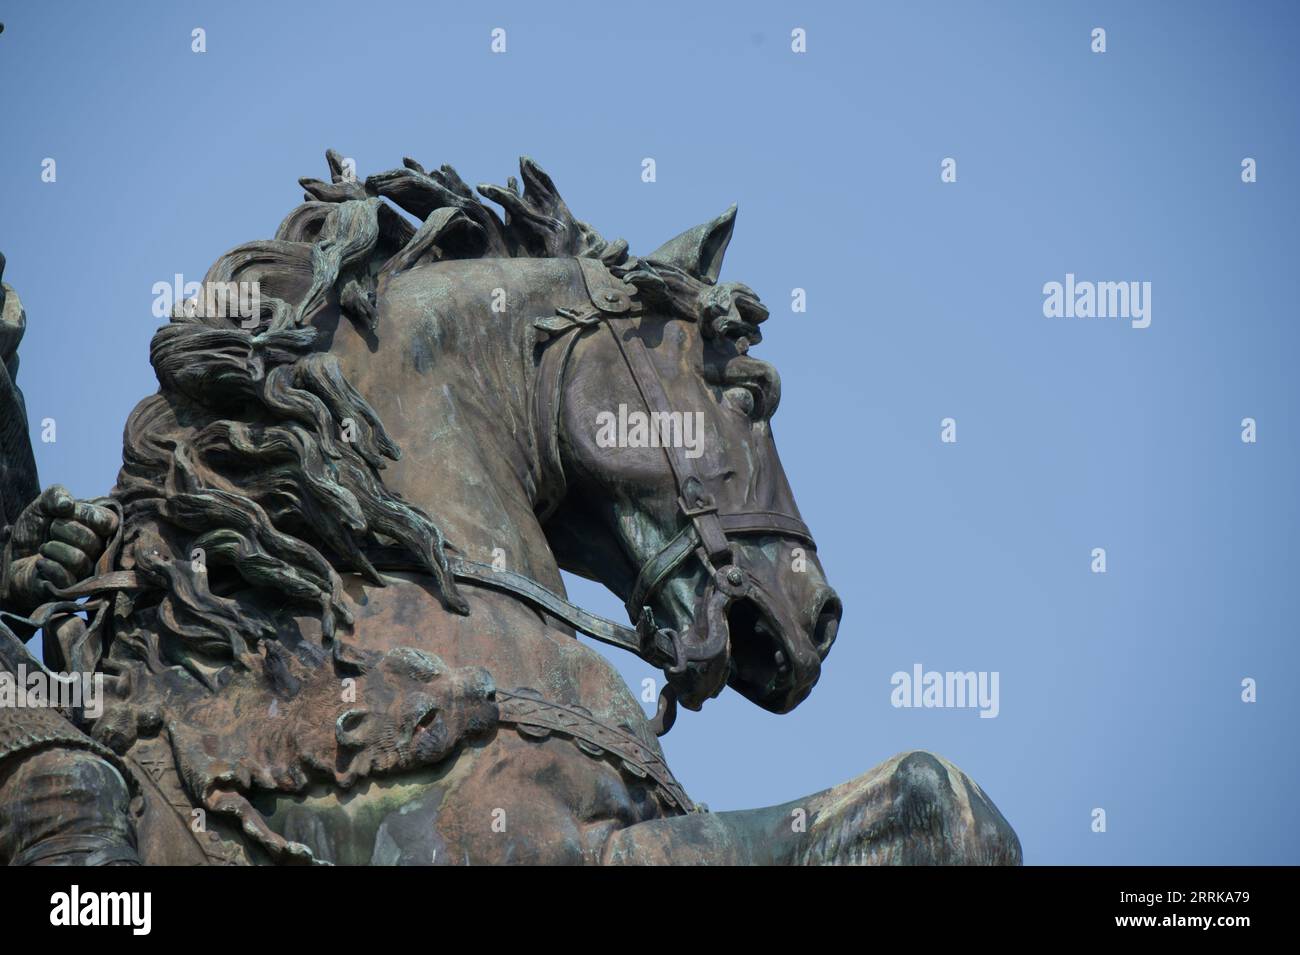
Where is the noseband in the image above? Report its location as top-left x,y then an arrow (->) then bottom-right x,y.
462,258 -> 818,731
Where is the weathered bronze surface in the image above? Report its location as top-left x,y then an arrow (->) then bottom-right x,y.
0,153 -> 1021,865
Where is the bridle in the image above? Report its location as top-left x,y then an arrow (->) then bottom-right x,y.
448,257 -> 819,732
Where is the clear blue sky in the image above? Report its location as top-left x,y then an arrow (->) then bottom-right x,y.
2,0 -> 1296,864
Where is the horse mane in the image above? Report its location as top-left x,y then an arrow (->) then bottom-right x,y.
107,151 -> 756,683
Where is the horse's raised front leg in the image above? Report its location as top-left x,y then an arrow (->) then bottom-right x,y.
601,751 -> 1021,866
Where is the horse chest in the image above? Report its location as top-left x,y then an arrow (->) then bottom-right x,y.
343,574 -> 658,740
255,730 -> 661,865
235,576 -> 679,864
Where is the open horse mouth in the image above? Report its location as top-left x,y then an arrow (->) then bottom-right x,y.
726,598 -> 820,713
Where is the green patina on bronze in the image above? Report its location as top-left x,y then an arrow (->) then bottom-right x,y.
0,152 -> 1020,865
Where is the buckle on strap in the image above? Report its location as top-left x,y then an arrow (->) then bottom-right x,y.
677,478 -> 731,565
677,492 -> 717,520
576,257 -> 638,315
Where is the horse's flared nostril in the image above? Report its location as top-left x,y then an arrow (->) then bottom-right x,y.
811,593 -> 842,657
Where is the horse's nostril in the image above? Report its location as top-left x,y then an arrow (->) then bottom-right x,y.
812,594 -> 842,656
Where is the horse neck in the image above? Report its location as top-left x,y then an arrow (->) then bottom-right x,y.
428,316 -> 558,586
335,275 -> 562,590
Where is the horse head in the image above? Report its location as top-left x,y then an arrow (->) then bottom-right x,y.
541,208 -> 841,715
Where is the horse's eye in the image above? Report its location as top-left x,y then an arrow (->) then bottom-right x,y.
722,386 -> 756,418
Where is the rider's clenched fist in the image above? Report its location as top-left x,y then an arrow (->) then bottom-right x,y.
2,484 -> 118,612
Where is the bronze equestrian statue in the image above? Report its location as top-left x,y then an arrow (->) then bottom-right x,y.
0,153 -> 1021,865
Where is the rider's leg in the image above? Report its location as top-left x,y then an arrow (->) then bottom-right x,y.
0,745 -> 139,865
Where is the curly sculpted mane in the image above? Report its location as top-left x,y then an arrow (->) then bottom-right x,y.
108,150 -> 751,684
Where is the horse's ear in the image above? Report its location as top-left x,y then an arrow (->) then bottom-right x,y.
647,204 -> 736,283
